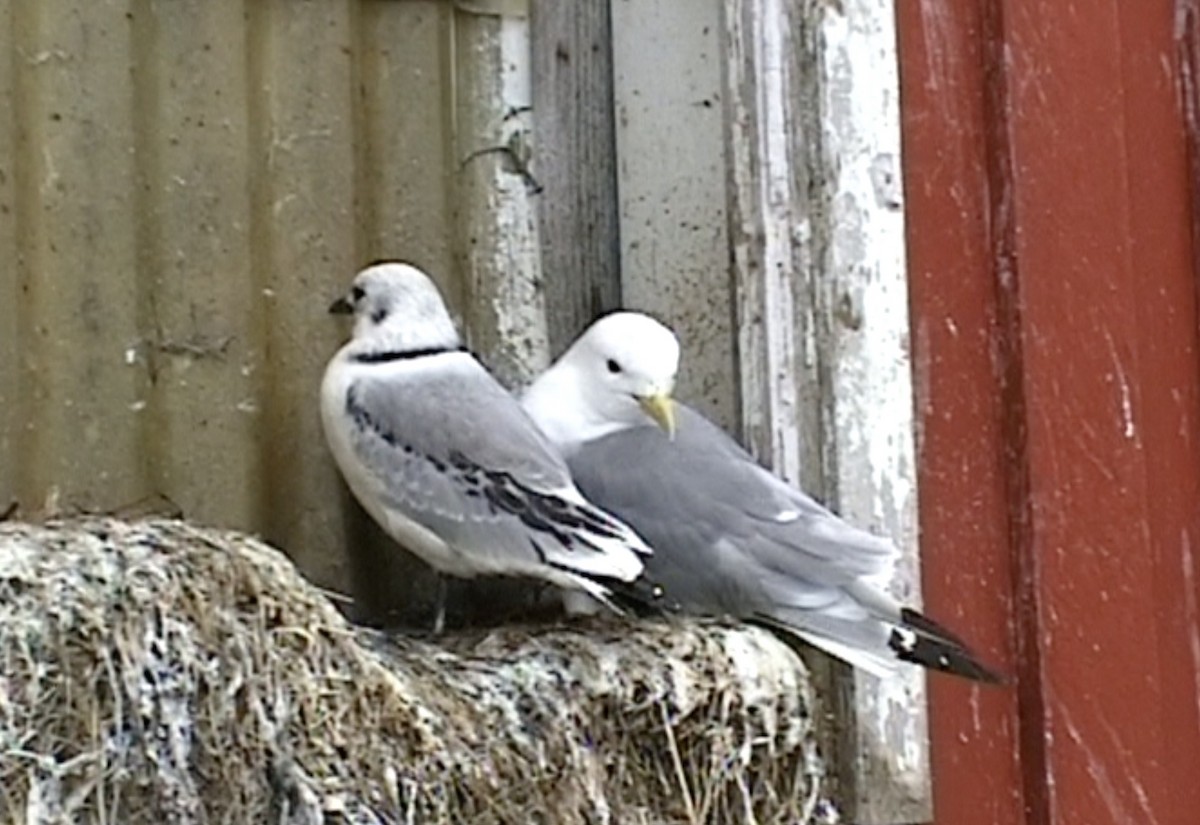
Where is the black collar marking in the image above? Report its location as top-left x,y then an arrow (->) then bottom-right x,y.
352,345 -> 468,364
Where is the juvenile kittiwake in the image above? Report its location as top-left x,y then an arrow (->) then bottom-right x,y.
522,311 -> 1002,682
320,263 -> 663,628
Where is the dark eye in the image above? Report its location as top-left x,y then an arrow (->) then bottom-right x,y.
351,285 -> 366,303
606,358 -> 622,374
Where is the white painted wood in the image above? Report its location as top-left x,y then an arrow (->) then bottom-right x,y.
811,1 -> 929,821
776,0 -> 930,820
616,0 -> 929,820
452,4 -> 551,388
722,0 -> 804,485
611,0 -> 740,432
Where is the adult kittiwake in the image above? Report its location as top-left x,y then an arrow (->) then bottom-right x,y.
320,263 -> 663,629
522,311 -> 1002,682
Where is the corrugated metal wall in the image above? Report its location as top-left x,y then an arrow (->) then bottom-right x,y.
0,0 -> 464,593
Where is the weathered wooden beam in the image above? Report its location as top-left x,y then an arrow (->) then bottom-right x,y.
531,0 -> 623,355
616,0 -> 929,820
720,0 -> 926,820
893,4 -> 1026,824
774,0 -> 931,820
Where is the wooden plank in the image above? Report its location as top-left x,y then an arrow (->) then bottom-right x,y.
611,0 -> 739,431
723,0 -> 932,818
248,0 -> 359,592
7,0 -> 148,514
530,0 -> 622,355
797,0 -> 931,820
996,2 -> 1183,823
895,2 -> 1024,824
1117,3 -> 1200,817
131,0 -> 261,531
902,0 -> 1200,823
0,0 -> 17,511
721,0 -> 803,485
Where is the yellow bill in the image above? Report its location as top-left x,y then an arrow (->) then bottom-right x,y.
637,392 -> 677,440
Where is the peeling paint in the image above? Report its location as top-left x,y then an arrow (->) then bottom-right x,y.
488,16 -> 548,384
818,0 -> 931,817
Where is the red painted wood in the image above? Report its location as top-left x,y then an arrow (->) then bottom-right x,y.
1118,2 -> 1200,818
1186,0 -> 1200,295
897,2 -> 1024,825
899,1 -> 1200,824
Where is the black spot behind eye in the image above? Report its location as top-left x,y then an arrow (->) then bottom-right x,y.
606,358 -> 622,374
351,285 -> 366,303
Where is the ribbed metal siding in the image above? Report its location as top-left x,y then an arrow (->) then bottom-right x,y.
0,0 -> 460,591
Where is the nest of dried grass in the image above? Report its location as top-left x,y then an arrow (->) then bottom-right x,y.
0,517 -> 830,824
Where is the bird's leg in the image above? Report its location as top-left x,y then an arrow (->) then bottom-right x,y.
432,573 -> 448,636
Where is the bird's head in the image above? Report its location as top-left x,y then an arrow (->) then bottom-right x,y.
525,311 -> 680,450
329,262 -> 460,352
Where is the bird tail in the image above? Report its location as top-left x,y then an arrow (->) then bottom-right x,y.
755,606 -> 1005,684
889,608 -> 1005,684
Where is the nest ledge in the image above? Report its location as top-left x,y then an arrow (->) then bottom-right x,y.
0,517 -> 830,824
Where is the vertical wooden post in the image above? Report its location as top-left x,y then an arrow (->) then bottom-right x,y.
727,0 -> 931,820
894,2 -> 1025,822
617,0 -> 931,818
722,0 -> 804,486
531,0 -> 623,355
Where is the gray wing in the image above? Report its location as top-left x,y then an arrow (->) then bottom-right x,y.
343,357 -> 647,582
566,404 -> 895,613
568,405 -> 1004,682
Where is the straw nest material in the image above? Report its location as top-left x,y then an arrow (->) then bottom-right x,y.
0,517 -> 831,824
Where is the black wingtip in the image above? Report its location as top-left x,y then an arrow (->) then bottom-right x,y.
605,574 -> 681,615
899,607 -> 972,650
888,624 -> 1007,685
